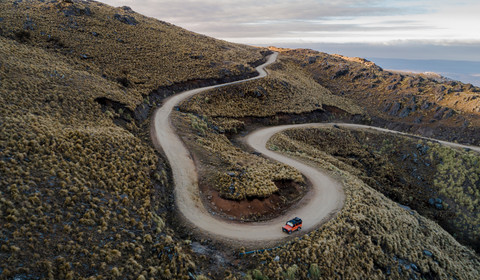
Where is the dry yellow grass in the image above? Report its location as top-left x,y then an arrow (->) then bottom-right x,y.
0,33 -> 198,279
280,48 -> 480,145
0,1 -> 266,278
2,1 -> 478,279
175,53 -> 362,203
275,126 -> 480,253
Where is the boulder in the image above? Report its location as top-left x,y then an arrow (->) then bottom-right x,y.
114,13 -> 138,25
423,250 -> 433,257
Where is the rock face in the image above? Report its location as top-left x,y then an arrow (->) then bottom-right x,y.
434,107 -> 455,120
389,102 -> 401,116
114,13 -> 138,25
63,5 -> 92,17
282,48 -> 480,146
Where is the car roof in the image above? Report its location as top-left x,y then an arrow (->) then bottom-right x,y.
289,217 -> 302,223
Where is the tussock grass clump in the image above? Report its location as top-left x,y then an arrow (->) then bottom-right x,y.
180,56 -> 362,118
0,111 -> 197,278
428,143 -> 480,249
240,130 -> 480,279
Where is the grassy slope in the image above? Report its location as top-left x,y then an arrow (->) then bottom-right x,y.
278,48 -> 480,145
275,127 -> 480,252
1,0 -> 479,279
0,0 -> 264,279
0,34 -> 182,280
180,55 -> 363,118
248,130 -> 480,279
174,112 -> 304,201
0,0 -> 263,109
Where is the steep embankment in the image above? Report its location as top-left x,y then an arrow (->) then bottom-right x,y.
0,0 -> 265,120
2,1 -> 480,279
274,124 -> 480,253
176,52 -> 362,212
248,125 -> 480,279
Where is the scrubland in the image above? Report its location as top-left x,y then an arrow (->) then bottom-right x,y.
273,127 -> 480,253
0,34 -> 198,279
239,129 -> 480,279
2,0 -> 480,279
0,0 -> 263,278
175,55 -> 361,208
0,0 -> 263,108
175,112 -> 304,202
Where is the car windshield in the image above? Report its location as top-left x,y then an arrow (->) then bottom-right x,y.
286,222 -> 293,227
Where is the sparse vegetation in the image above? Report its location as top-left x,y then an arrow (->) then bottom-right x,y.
0,34 -> 198,279
175,54 -> 363,219
176,113 -> 304,200
0,0 -> 265,278
0,0 -> 264,109
2,0 -> 480,279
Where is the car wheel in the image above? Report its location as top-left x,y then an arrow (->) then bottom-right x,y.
288,231 -> 292,234
298,227 -> 301,230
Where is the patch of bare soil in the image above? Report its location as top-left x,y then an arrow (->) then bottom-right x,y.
199,178 -> 307,222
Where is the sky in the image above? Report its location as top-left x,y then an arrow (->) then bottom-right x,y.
99,0 -> 480,84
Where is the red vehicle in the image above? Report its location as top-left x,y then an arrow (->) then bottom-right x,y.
282,217 -> 302,234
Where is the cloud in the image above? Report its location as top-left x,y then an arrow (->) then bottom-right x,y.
101,0 -> 406,31
99,0 -> 480,59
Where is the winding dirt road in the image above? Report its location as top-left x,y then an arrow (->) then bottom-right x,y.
151,53 -> 345,247
151,52 -> 480,248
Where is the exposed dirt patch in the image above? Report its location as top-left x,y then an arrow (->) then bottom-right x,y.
173,103 -> 357,222
199,178 -> 307,222
176,113 -> 309,222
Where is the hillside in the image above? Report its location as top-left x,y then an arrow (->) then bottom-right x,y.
1,0 -> 480,279
259,130 -> 480,279
175,54 -> 362,219
0,0 -> 264,278
0,0 -> 265,120
274,126 -> 480,252
276,48 -> 480,145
